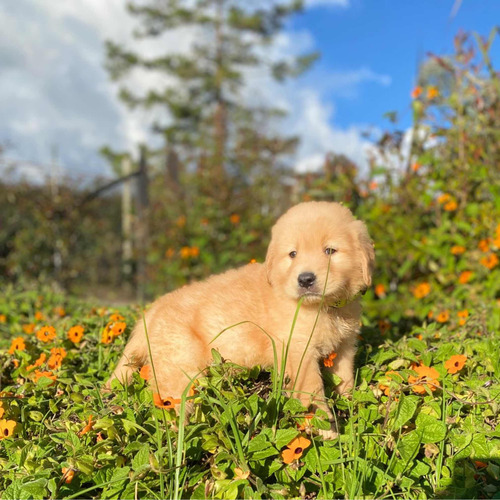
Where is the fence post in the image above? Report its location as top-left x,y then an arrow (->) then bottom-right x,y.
121,156 -> 133,284
136,145 -> 150,304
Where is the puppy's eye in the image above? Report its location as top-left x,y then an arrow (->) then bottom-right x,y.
289,251 -> 297,259
325,248 -> 337,256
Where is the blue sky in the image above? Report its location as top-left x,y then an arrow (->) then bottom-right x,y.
292,0 -> 500,130
0,0 -> 498,181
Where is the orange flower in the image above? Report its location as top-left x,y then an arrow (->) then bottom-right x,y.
379,371 -> 403,396
437,193 -> 451,204
474,461 -> 488,469
413,282 -> 431,299
153,393 -> 181,409
48,347 -> 67,370
200,218 -> 209,226
33,370 -> 57,384
34,311 -> 45,321
427,86 -> 439,100
67,325 -> 84,344
61,467 -> 75,484
416,334 -> 423,341
139,365 -> 150,381
458,271 -> 473,284
249,258 -> 257,264
230,214 -> 240,225
411,86 -> 423,99
180,246 -> 191,259
0,404 -> 4,419
323,351 -> 337,368
378,319 -> 391,335
281,436 -> 311,464
296,413 -> 314,431
110,321 -> 127,337
443,200 -> 458,212
22,323 -> 36,334
369,181 -> 378,191
27,353 -> 47,371
408,363 -> 440,394
375,284 -> 386,298
101,328 -> 113,344
451,245 -> 466,255
480,253 -> 499,270
478,238 -> 491,253
176,215 -> 186,228
189,246 -> 200,258
234,467 -> 250,480
457,310 -> 469,326
54,306 -> 66,317
0,419 -> 16,439
165,248 -> 175,258
36,326 -> 56,343
79,415 -> 95,437
436,310 -> 449,323
109,313 -> 124,322
8,337 -> 26,355
445,354 -> 467,374
0,314 -> 6,323
411,162 -> 421,172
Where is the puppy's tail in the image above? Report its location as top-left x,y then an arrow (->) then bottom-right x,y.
105,322 -> 148,390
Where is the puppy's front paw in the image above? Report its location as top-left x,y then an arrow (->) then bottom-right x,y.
318,426 -> 339,440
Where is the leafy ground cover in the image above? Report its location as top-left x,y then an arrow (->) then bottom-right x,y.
0,282 -> 499,499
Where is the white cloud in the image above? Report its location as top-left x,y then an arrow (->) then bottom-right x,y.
0,0 -> 383,182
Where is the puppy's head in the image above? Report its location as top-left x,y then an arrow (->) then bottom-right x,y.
265,202 -> 374,305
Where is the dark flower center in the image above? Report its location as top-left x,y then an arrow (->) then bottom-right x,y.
294,447 -> 303,454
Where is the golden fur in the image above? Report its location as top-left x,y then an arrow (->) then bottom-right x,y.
106,201 -> 374,438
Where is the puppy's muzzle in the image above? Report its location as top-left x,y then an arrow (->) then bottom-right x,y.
298,272 -> 316,289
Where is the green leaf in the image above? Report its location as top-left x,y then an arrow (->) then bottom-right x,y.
131,443 -> 150,472
398,431 -> 421,463
3,479 -> 47,500
415,413 -> 447,443
392,394 -> 419,430
274,428 -> 299,450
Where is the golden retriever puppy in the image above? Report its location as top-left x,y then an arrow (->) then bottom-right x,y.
106,201 -> 374,439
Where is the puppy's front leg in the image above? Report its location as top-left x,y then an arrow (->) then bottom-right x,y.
287,354 -> 338,440
325,337 -> 357,395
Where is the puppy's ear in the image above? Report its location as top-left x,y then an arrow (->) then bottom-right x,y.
352,220 -> 375,290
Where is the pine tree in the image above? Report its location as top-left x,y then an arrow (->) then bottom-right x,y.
105,0 -> 318,199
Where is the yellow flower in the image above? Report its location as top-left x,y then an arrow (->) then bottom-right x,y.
0,419 -> 17,439
234,467 -> 250,480
427,86 -> 439,99
8,337 -> 26,355
281,436 -> 311,464
180,246 -> 191,259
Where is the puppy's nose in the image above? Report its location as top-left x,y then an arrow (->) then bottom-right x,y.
298,272 -> 316,289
